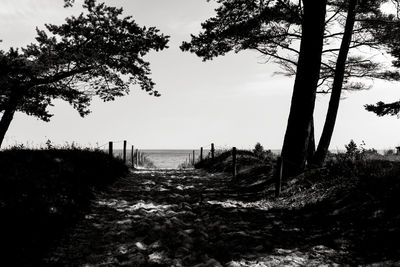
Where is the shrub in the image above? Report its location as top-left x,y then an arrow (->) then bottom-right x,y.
384,149 -> 395,156
345,139 -> 362,160
253,142 -> 264,158
252,142 -> 275,162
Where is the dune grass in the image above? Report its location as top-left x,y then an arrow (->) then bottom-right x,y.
0,148 -> 128,266
194,147 -> 400,263
195,149 -> 274,172
194,148 -> 276,192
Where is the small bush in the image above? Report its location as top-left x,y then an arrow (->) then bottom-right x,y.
252,142 -> 275,162
253,142 -> 264,158
384,149 -> 395,156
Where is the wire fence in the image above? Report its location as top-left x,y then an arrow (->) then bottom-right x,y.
103,141 -> 238,169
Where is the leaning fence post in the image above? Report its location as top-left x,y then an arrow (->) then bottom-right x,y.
275,156 -> 283,197
123,140 -> 127,164
131,145 -> 134,167
109,142 -> 113,159
232,147 -> 237,179
200,147 -> 203,162
211,143 -> 215,159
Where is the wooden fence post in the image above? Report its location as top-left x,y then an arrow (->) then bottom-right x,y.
200,147 -> 203,162
109,142 -> 113,159
136,149 -> 139,166
123,140 -> 127,164
131,145 -> 134,167
232,147 -> 237,179
275,156 -> 283,197
211,143 -> 215,159
192,150 -> 195,165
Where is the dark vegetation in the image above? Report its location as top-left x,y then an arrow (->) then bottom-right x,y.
193,142 -> 400,264
0,148 -> 128,266
275,158 -> 400,264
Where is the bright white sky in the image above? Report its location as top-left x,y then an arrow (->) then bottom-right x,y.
2,0 -> 400,150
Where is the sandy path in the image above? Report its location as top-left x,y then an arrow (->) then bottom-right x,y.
45,169 -> 345,267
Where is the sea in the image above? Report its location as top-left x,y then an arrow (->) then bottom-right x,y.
140,149 -> 208,169
112,149 -> 210,169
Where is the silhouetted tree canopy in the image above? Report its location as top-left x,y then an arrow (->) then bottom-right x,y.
180,0 -> 302,61
0,0 -> 169,146
181,0 -> 395,93
1,0 -> 169,119
364,12 -> 400,116
365,101 -> 400,116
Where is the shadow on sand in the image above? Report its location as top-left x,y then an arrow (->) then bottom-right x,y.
45,169 -> 400,266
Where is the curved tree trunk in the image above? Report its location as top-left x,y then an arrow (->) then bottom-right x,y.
0,93 -> 20,148
313,0 -> 358,166
0,108 -> 17,148
281,0 -> 327,177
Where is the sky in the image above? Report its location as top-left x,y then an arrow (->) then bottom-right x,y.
1,0 -> 400,150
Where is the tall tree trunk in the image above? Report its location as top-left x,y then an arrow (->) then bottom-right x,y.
313,0 -> 358,166
281,0 -> 327,177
